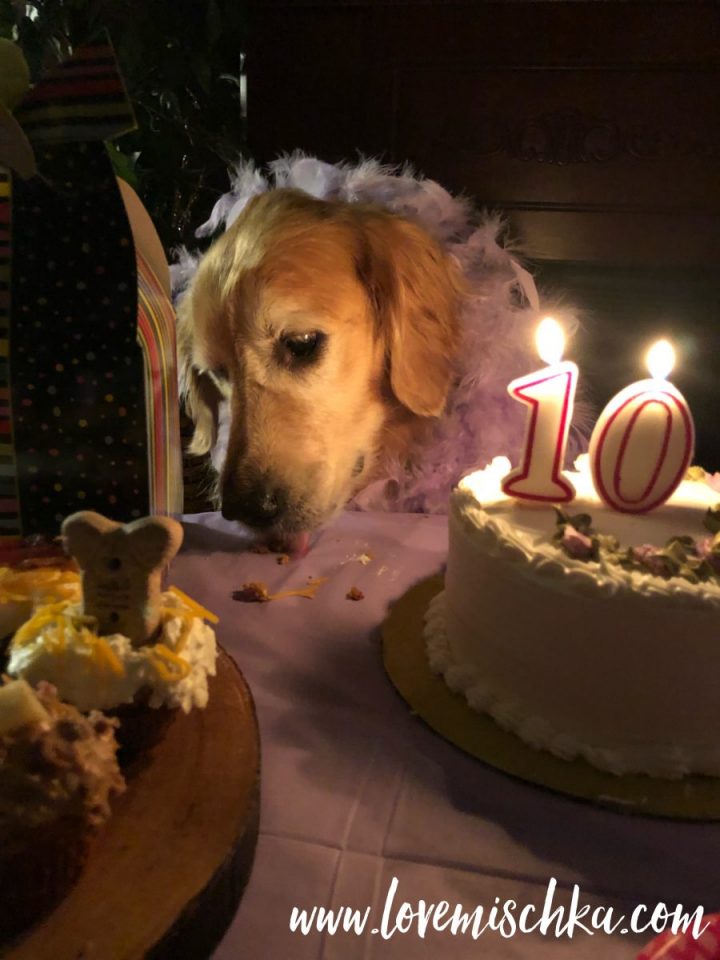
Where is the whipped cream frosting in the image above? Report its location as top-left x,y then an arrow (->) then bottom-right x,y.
7,590 -> 217,714
425,457 -> 720,779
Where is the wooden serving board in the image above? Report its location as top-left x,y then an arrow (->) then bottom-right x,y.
3,649 -> 260,960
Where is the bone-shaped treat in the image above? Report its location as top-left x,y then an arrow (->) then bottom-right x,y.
61,511 -> 184,647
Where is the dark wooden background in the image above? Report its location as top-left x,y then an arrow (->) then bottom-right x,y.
247,1 -> 720,468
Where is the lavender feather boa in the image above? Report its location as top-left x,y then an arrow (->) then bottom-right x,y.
172,154 -> 585,514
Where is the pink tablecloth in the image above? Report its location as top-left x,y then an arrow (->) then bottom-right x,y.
173,511 -> 717,960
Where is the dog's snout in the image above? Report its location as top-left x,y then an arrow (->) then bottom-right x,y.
221,480 -> 284,529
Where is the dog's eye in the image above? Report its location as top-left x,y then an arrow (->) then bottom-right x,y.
280,331 -> 325,364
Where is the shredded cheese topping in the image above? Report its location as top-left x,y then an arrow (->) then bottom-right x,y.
10,602 -> 128,677
91,635 -> 125,677
0,566 -> 80,605
269,576 -> 328,601
167,585 -> 219,623
150,643 -> 191,682
8,585 -> 219,688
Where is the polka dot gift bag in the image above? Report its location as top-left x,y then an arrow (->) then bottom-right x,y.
0,38 -> 182,540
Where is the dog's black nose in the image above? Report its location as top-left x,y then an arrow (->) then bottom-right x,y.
221,484 -> 283,528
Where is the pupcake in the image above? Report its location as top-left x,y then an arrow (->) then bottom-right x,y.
0,677 -> 125,938
6,512 -> 218,753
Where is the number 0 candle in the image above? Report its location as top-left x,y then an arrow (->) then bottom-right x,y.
589,339 -> 695,514
501,317 -> 578,504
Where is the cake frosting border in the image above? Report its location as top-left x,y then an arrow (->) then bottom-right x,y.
424,588 -> 720,780
454,484 -> 720,609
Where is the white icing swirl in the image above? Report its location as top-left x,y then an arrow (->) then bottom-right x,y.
454,459 -> 720,608
6,592 -> 217,714
425,590 -> 720,780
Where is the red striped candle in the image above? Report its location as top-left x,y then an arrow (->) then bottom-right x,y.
502,317 -> 578,504
589,339 -> 695,514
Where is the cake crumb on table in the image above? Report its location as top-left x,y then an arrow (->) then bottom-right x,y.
232,577 -> 328,603
276,554 -> 290,565
232,582 -> 271,603
346,587 -> 364,601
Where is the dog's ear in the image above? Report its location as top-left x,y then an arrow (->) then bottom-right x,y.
357,213 -> 463,417
176,291 -> 223,456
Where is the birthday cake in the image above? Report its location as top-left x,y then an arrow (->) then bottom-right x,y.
424,456 -> 720,779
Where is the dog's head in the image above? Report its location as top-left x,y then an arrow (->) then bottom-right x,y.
178,189 -> 462,546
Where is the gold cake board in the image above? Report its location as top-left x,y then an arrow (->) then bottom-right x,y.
382,575 -> 720,821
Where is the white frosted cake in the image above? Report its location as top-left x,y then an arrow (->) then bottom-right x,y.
425,456 -> 720,779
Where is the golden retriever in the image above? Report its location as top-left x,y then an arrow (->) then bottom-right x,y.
178,188 -> 464,550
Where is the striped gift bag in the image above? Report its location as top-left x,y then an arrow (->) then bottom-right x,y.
0,40 -> 182,538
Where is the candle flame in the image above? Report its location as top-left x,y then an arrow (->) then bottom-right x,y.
536,317 -> 565,365
646,339 -> 675,380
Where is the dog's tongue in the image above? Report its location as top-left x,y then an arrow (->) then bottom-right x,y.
285,530 -> 311,558
264,529 -> 313,557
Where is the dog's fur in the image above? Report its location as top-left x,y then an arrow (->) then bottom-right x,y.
178,187 -> 466,541
176,156 -> 582,544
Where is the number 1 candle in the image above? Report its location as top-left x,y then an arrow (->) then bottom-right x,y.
501,317 -> 578,504
589,339 -> 694,513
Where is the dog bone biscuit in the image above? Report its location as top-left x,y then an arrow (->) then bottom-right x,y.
62,511 -> 184,646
